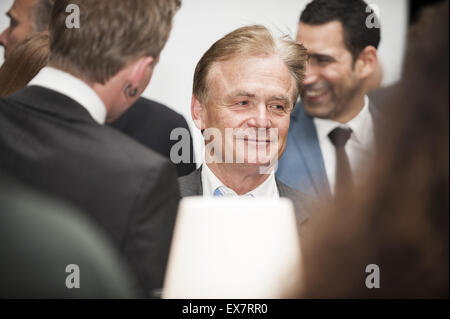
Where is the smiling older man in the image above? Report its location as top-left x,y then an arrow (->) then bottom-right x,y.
179,25 -> 313,221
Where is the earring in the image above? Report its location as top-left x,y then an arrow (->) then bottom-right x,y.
124,83 -> 138,98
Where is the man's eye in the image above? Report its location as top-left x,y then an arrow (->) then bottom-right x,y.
317,57 -> 331,64
236,100 -> 249,106
269,104 -> 286,112
311,56 -> 331,65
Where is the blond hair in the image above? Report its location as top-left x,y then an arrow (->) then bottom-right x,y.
0,33 -> 50,96
48,0 -> 181,84
193,25 -> 308,107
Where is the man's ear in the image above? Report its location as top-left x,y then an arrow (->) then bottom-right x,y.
127,56 -> 155,95
354,46 -> 378,80
191,95 -> 206,130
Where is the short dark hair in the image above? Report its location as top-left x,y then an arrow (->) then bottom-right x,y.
300,0 -> 380,61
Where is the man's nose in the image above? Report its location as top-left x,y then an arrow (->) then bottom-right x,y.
303,62 -> 319,86
0,27 -> 9,48
247,103 -> 272,128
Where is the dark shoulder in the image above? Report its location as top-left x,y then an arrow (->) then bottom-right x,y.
101,124 -> 169,167
122,97 -> 189,128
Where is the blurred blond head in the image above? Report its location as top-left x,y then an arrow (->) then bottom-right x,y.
0,32 -> 49,96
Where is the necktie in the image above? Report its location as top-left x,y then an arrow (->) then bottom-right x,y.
213,186 -> 254,198
328,127 -> 353,198
213,187 -> 224,197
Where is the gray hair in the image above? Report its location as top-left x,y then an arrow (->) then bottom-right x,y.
193,25 -> 308,108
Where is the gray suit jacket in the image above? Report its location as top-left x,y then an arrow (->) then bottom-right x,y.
178,167 -> 316,224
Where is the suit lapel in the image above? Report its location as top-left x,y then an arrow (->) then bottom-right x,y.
179,167 -> 203,197
291,106 -> 332,199
276,178 -> 310,224
194,167 -> 203,195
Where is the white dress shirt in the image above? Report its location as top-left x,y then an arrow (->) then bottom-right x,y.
28,67 -> 107,124
314,96 -> 375,194
201,163 -> 280,198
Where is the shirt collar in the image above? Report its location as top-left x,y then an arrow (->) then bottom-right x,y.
201,163 -> 279,198
28,67 -> 107,124
314,95 -> 371,144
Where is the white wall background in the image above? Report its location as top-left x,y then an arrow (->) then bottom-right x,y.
0,0 -> 13,60
0,0 -> 408,163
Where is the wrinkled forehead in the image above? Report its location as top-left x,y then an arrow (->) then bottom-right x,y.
206,54 -> 296,100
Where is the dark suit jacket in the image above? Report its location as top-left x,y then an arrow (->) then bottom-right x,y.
111,97 -> 196,177
276,100 -> 383,200
0,86 -> 180,297
178,167 -> 315,224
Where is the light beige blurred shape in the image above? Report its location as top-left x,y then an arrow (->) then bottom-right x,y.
162,197 -> 302,299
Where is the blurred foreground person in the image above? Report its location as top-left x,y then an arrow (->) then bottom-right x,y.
299,1 -> 449,298
0,175 -> 139,298
0,0 -> 37,59
0,32 -> 49,96
0,0 -> 181,297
